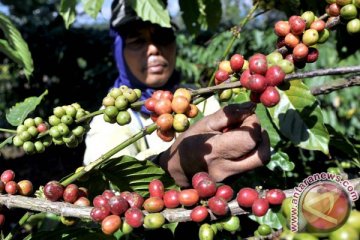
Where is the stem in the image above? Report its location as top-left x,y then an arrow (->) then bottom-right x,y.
1,178 -> 359,223
75,109 -> 104,124
60,123 -> 158,186
4,212 -> 32,240
0,128 -> 16,134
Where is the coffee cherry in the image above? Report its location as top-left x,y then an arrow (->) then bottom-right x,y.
237,187 -> 259,208
93,195 -> 110,208
218,60 -> 233,74
240,69 -> 252,89
326,3 -> 341,16
250,91 -> 261,104
215,185 -> 234,202
219,89 -> 233,102
105,106 -> 119,119
173,88 -> 191,102
178,189 -> 199,207
284,33 -> 300,48
115,95 -> 129,110
340,4 -> 357,20
13,136 -> 24,147
90,206 -> 110,222
230,54 -> 245,72
17,180 -> 33,196
156,113 -> 174,131
143,213 -> 165,229
0,181 -> 4,193
310,19 -> 326,32
208,196 -> 229,216
185,104 -> 199,118
145,98 -> 157,112
63,184 -> 79,203
302,29 -> 319,46
289,16 -> 306,35
0,214 -> 5,228
347,19 -> 360,35
248,74 -> 267,93
265,66 -> 285,86
36,123 -> 48,133
199,223 -> 214,240
173,114 -> 189,132
278,59 -> 295,74
121,221 -> 134,235
24,118 -> 35,127
44,181 -> 64,202
123,89 -> 138,103
195,179 -> 217,198
154,99 -> 172,115
301,11 -> 315,28
267,52 -> 283,66
152,90 -> 164,100
190,206 -> 209,222
318,29 -> 330,43
163,189 -> 180,208
307,48 -> 319,63
123,192 -> 144,209
260,86 -> 280,107
274,21 -> 290,37
222,215 -> 241,232
192,172 -> 211,188
5,181 -> 17,195
249,56 -> 267,75
101,215 -> 121,235
266,189 -> 286,205
125,207 -> 144,228
258,224 -> 272,236
276,37 -> 286,48
143,197 -> 164,213
74,197 -> 91,207
149,179 -> 165,198
1,170 -> 15,183
336,0 -> 352,5
109,87 -> 123,99
214,70 -> 229,85
252,198 -> 269,217
156,129 -> 175,142
108,196 -> 129,215
171,96 -> 190,114
116,111 -> 131,125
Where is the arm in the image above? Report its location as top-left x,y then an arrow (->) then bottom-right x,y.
158,102 -> 270,187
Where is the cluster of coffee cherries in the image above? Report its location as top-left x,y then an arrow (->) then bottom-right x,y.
43,180 -> 90,205
144,88 -> 199,142
102,86 -> 141,126
326,0 -> 360,34
274,11 -> 330,70
48,103 -> 90,148
236,187 -> 286,217
12,117 -> 52,154
0,169 -> 33,196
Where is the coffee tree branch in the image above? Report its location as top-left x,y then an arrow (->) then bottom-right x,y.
0,178 -> 358,223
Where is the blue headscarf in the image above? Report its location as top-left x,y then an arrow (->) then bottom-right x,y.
110,28 -> 180,115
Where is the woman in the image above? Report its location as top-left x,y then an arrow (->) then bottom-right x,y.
84,0 -> 270,187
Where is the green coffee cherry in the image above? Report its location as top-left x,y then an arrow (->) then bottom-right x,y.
24,118 -> 35,127
121,221 -> 134,235
72,126 -> 85,137
302,29 -> 319,46
134,89 -> 142,98
52,137 -> 64,145
199,223 -> 214,240
34,141 -> 45,153
34,117 -> 43,126
42,135 -> 52,147
13,136 -> 24,147
123,89 -> 138,103
71,103 -> 81,110
267,51 -> 283,66
61,115 -> 73,125
222,216 -> 241,233
340,4 -> 357,20
219,89 -> 233,102
143,213 -> 165,229
103,114 -> 116,124
57,123 -> 70,136
19,131 -> 32,142
49,115 -> 61,126
105,106 -> 119,119
102,96 -> 115,107
116,111 -> 131,125
75,109 -> 87,120
278,59 -> 295,74
173,114 -> 189,132
65,138 -> 79,148
115,95 -> 129,110
16,125 -> 27,134
65,105 -> 77,118
49,126 -> 61,138
301,11 -> 315,28
347,18 -> 360,34
27,126 -> 39,137
317,29 -> 330,43
54,106 -> 66,118
119,85 -> 128,92
258,224 -> 272,236
62,133 -> 76,144
109,88 -> 123,99
23,141 -> 35,154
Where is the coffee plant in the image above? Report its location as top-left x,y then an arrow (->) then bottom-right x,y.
0,0 -> 359,239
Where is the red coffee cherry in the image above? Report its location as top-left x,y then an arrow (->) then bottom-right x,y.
178,189 -> 199,207
156,113 -> 174,131
152,90 -> 164,100
195,179 -> 217,198
102,189 -> 116,200
161,90 -> 173,101
192,172 -> 211,188
326,3 -> 341,16
293,43 -> 309,61
252,198 -> 269,217
163,189 -> 180,208
17,180 -> 33,196
145,98 -> 157,112
310,19 -> 326,32
274,21 -> 291,37
108,196 -> 129,215
240,69 -> 252,89
190,206 -> 209,222
93,195 -> 110,208
125,207 -> 144,228
248,74 -> 267,93
284,33 -> 300,49
185,104 -> 199,118
0,214 -> 5,227
63,184 -> 79,203
154,98 -> 172,115
215,185 -> 234,202
74,197 -> 91,207
90,206 -> 110,222
260,86 -> 280,107
5,181 -> 17,195
307,47 -> 319,63
236,187 -> 259,208
266,189 -> 286,205
101,215 -> 121,235
1,170 -> 15,184
230,54 -> 245,72
249,56 -> 268,75
208,196 -> 229,216
250,91 -> 261,104
44,181 -> 64,202
149,179 -> 165,198
215,70 -> 229,85
120,191 -> 144,209
157,129 -> 175,142
289,15 -> 306,35
143,197 -> 164,213
171,96 -> 190,114
265,66 -> 285,86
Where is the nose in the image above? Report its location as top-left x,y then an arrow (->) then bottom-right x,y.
147,43 -> 161,56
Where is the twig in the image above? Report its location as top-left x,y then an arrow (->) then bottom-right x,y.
1,178 -> 359,223
311,75 -> 360,96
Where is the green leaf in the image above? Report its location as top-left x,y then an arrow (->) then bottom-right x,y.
256,104 -> 282,148
81,0 -> 104,19
98,155 -> 177,197
267,151 -> 295,172
248,208 -> 285,230
129,0 -> 171,28
0,13 -> 34,79
268,80 -> 329,154
6,90 -> 48,126
204,0 -> 222,31
0,135 -> 15,149
59,0 -> 77,29
179,0 -> 200,34
326,124 -> 360,159
163,222 -> 178,235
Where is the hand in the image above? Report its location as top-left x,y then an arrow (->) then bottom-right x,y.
159,102 -> 270,187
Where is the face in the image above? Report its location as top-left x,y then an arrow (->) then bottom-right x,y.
123,23 -> 176,88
